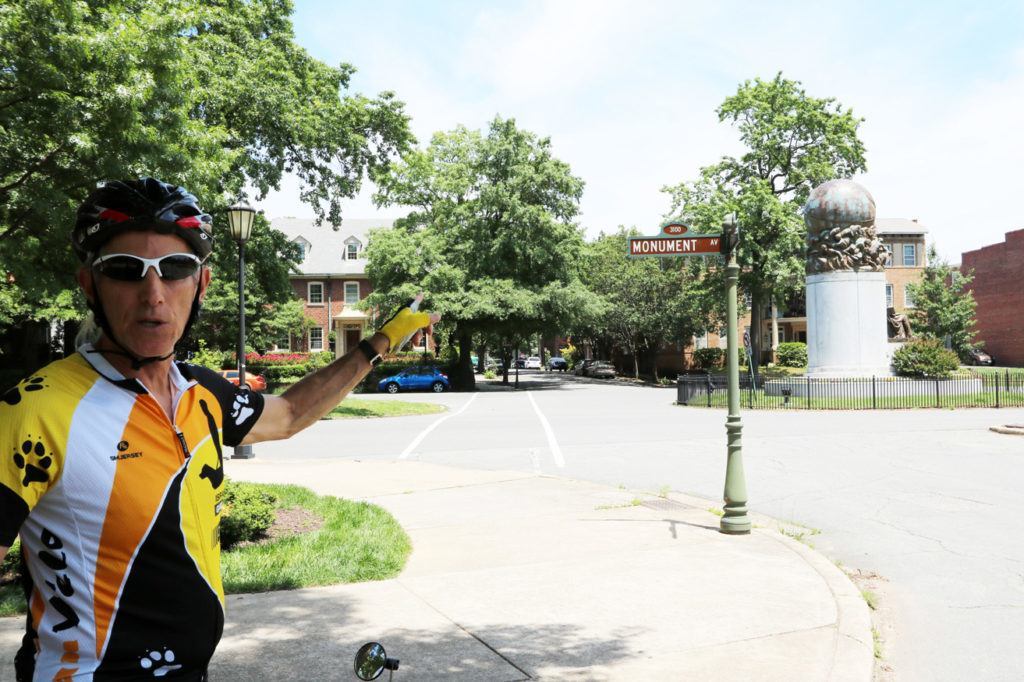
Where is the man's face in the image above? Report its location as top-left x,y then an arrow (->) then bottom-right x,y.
77,231 -> 211,359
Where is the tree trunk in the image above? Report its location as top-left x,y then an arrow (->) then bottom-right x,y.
750,291 -> 764,377
632,344 -> 639,379
451,327 -> 476,391
476,344 -> 487,373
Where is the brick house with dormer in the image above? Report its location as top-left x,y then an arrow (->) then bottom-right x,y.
270,217 -> 394,357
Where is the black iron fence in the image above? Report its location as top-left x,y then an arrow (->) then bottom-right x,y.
677,371 -> 1024,410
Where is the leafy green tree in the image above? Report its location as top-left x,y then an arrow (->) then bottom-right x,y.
0,0 -> 412,343
663,73 -> 866,372
905,245 -> 980,360
580,229 -> 723,379
365,117 -> 591,389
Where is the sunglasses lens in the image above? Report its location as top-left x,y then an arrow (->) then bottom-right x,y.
96,256 -> 145,281
158,255 -> 201,280
95,254 -> 200,281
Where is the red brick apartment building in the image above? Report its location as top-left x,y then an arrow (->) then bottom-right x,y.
270,217 -> 394,357
961,229 -> 1024,367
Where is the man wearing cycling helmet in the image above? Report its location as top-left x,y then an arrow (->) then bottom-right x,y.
0,178 -> 434,680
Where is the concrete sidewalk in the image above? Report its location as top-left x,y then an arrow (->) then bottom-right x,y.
208,458 -> 873,681
0,458 -> 872,680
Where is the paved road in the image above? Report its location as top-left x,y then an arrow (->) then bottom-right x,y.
253,371 -> 1024,682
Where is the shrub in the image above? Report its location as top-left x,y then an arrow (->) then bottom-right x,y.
892,339 -> 960,378
693,347 -> 724,370
220,479 -> 278,550
1,538 -> 22,583
561,344 -> 579,368
776,342 -> 808,368
190,340 -> 229,371
483,369 -> 496,379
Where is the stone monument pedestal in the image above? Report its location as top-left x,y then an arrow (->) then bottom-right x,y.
806,270 -> 891,376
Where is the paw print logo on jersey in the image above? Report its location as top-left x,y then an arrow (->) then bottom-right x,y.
13,438 -> 52,487
138,648 -> 182,677
1,375 -> 47,406
230,393 -> 254,426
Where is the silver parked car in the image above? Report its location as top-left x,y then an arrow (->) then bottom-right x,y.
588,361 -> 616,378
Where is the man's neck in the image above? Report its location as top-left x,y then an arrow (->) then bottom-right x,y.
93,336 -> 175,393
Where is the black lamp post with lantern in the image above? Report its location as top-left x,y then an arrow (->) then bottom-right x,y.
227,199 -> 256,459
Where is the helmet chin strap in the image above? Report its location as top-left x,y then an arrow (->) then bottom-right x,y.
86,272 -> 202,371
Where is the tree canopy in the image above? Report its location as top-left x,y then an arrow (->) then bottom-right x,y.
578,229 -> 724,379
365,117 -> 591,387
663,73 -> 866,370
0,0 -> 413,334
905,245 -> 980,360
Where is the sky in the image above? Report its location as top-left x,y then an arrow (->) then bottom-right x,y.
260,0 -> 1024,264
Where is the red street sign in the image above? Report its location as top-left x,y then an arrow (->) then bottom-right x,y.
628,235 -> 721,257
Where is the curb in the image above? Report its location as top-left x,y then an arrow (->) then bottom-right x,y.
662,490 -> 874,682
765,530 -> 874,682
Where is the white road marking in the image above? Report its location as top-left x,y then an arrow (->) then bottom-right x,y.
399,394 -> 480,460
527,392 -> 565,468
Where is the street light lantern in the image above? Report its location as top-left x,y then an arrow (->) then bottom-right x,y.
229,198 -> 257,460
227,199 -> 256,244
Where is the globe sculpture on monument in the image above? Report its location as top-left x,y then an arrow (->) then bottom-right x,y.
804,179 -> 891,376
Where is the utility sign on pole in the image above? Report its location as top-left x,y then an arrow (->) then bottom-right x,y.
628,217 -> 750,535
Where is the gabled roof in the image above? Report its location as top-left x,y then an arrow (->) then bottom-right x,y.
269,216 -> 395,276
876,218 -> 928,235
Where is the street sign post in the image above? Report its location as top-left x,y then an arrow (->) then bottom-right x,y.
628,219 -> 750,535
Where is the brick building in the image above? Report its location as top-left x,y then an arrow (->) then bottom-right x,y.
270,217 -> 393,357
961,229 -> 1024,367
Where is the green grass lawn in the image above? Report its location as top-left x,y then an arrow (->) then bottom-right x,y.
325,398 -> 446,419
0,484 -> 412,615
222,483 -> 411,593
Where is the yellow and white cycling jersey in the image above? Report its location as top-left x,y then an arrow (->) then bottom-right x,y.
0,344 -> 263,680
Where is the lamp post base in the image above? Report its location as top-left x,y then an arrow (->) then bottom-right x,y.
232,444 -> 255,459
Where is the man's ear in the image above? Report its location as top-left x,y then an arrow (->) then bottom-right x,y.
76,266 -> 95,304
197,266 -> 212,304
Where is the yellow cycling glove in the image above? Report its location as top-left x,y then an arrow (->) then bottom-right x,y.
378,305 -> 432,352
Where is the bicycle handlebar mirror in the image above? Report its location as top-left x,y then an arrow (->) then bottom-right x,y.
354,642 -> 399,680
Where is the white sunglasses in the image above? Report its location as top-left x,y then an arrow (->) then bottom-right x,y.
92,253 -> 206,281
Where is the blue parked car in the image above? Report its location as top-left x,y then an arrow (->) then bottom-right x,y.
378,366 -> 450,394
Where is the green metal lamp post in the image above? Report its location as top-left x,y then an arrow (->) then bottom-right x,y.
228,199 -> 256,460
720,213 -> 751,534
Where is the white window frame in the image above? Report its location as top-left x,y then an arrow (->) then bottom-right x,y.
307,281 -> 324,306
346,243 -> 359,260
885,284 -> 894,308
309,327 -> 324,352
884,248 -> 893,268
902,243 -> 917,267
904,284 -> 915,309
343,281 -> 360,305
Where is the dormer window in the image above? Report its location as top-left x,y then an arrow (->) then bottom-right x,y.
293,236 -> 311,262
343,236 -> 362,261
